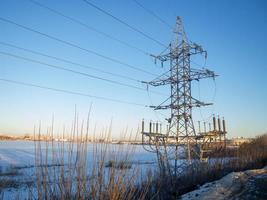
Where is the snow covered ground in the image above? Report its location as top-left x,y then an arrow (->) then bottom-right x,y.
0,141 -> 157,168
1,141 -> 256,200
181,166 -> 267,200
0,141 -> 36,168
0,140 -> 158,199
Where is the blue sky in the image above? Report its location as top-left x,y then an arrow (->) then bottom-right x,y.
0,0 -> 266,139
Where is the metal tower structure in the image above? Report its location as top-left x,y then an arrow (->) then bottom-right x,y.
141,16 -> 217,172
197,116 -> 227,161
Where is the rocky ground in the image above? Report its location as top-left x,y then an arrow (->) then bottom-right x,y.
181,166 -> 267,200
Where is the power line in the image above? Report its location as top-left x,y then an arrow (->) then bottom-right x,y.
0,16 -> 156,76
27,0 -> 149,55
0,51 -> 167,96
82,0 -> 167,48
0,41 -> 139,82
0,78 -> 147,107
132,0 -> 173,30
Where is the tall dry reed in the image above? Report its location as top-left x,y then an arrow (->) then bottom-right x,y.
33,111 -> 151,200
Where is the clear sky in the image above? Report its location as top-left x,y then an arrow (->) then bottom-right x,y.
0,0 -> 266,139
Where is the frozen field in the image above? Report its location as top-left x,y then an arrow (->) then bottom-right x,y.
0,140 -> 157,168
0,140 -> 158,199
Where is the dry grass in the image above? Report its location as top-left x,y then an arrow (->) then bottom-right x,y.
32,111 -> 151,200
2,109 -> 266,200
142,133 -> 267,199
0,167 -> 21,177
0,178 -> 19,189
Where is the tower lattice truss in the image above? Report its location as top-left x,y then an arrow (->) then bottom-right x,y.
141,16 -> 218,162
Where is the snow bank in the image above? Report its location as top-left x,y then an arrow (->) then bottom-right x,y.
181,166 -> 267,200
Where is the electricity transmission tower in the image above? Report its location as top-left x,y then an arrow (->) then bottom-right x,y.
141,16 -> 217,172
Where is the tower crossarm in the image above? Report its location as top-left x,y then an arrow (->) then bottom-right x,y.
150,53 -> 170,63
151,44 -> 203,62
142,68 -> 217,87
141,68 -> 174,86
188,42 -> 207,57
149,97 -> 212,110
191,97 -> 213,107
142,77 -> 172,86
190,68 -> 218,81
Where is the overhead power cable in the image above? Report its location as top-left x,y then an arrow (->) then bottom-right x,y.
0,78 -> 147,107
0,41 -> 139,82
0,51 -> 167,96
27,0 -> 149,55
0,17 -> 156,76
132,0 -> 173,30
82,0 -> 167,48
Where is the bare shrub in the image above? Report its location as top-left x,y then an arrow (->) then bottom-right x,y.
236,133 -> 267,169
143,133 -> 267,199
0,178 -> 19,189
0,167 -> 20,177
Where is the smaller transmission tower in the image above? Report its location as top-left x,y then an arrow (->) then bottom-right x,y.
142,17 -> 217,172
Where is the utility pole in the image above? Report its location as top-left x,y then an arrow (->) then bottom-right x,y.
141,16 -> 217,174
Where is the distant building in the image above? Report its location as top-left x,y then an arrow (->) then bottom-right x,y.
229,137 -> 253,146
54,138 -> 69,142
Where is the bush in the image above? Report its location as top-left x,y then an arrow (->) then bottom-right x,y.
140,133 -> 267,199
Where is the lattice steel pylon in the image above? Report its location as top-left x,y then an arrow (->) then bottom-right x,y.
142,16 -> 217,173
